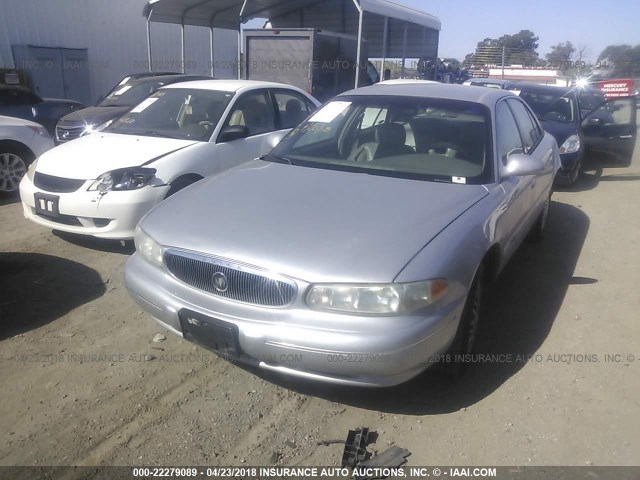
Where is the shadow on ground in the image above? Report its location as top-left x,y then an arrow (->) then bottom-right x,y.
560,151 -> 639,193
0,252 -> 107,340
0,194 -> 20,207
52,230 -> 135,255
249,201 -> 590,414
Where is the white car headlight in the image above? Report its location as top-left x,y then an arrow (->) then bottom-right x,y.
559,134 -> 581,154
88,167 -> 156,192
134,226 -> 164,268
26,158 -> 39,181
306,279 -> 448,315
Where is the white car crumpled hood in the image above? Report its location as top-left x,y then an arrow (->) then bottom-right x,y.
36,132 -> 199,180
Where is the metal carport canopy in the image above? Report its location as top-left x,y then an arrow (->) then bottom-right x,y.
143,0 -> 441,82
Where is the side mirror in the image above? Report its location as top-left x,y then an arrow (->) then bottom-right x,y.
218,125 -> 249,143
503,153 -> 545,178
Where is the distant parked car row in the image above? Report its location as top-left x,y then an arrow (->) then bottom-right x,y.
463,80 -> 637,184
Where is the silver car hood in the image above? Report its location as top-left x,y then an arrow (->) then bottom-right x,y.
144,161 -> 489,283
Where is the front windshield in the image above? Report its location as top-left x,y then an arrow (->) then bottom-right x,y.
106,88 -> 234,141
518,90 -> 576,123
270,96 -> 492,184
100,81 -> 165,107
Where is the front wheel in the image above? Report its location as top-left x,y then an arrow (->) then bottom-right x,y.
0,150 -> 32,195
436,267 -> 483,378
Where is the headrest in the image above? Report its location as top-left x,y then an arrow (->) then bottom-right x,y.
285,99 -> 302,113
376,123 -> 406,145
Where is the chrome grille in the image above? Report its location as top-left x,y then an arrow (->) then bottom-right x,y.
55,123 -> 85,143
164,250 -> 296,307
34,172 -> 85,193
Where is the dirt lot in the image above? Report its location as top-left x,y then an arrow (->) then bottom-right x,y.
1,141 -> 639,471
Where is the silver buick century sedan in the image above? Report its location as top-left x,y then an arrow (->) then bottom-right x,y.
125,83 -> 560,387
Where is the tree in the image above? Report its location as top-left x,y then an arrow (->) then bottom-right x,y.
598,44 -> 640,77
546,41 -> 576,73
463,30 -> 539,69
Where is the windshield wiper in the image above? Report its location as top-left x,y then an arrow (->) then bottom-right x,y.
121,130 -> 183,139
260,154 -> 294,165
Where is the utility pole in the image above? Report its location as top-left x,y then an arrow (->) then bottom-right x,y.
501,46 -> 505,79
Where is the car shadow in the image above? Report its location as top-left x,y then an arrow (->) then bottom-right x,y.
248,201 -> 590,414
52,230 -> 135,255
0,195 -> 20,207
0,252 -> 107,340
559,149 -> 639,193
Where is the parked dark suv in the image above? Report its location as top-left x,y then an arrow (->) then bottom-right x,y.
512,82 -> 636,184
55,74 -> 210,143
0,85 -> 84,135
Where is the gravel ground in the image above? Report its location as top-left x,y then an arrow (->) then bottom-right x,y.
1,140 -> 639,471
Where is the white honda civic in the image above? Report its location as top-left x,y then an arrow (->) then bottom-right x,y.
19,80 -> 319,239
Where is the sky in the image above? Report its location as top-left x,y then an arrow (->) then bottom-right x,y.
404,0 -> 640,62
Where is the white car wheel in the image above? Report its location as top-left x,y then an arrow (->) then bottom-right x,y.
0,151 -> 29,194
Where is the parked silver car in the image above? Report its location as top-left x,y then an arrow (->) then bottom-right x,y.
125,83 -> 560,387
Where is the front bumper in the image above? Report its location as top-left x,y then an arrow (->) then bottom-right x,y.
19,175 -> 169,239
554,150 -> 582,184
124,253 -> 465,387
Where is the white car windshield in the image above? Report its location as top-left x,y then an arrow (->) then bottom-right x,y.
270,96 -> 493,184
107,88 -> 235,141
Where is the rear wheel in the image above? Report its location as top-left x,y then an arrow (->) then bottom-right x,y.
436,267 -> 483,378
0,149 -> 32,195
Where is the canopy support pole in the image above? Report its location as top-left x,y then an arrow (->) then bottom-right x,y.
238,0 -> 248,79
146,8 -> 153,72
401,22 -> 407,78
181,23 -> 186,73
352,0 -> 363,88
381,16 -> 388,81
210,26 -> 215,77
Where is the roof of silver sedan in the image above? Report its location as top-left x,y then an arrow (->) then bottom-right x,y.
342,82 -> 517,105
161,79 -> 306,93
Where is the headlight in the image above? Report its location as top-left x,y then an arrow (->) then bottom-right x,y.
26,158 -> 39,181
134,225 -> 164,268
306,279 -> 448,315
88,167 -> 156,192
559,135 -> 581,154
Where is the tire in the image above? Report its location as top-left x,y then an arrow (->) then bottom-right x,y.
436,267 -> 483,378
527,191 -> 551,244
0,148 -> 33,195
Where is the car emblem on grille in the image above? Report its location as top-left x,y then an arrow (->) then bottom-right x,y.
62,130 -> 70,139
212,272 -> 229,292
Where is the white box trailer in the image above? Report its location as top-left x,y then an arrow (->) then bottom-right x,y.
243,28 -> 378,102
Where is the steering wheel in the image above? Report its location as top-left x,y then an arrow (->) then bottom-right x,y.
428,141 -> 468,159
198,121 -> 216,129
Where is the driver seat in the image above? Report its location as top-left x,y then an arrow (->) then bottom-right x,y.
350,123 -> 415,161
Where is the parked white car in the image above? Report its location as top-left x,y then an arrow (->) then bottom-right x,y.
19,80 -> 319,239
0,115 -> 54,194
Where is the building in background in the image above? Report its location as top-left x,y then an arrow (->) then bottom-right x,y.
0,0 -> 236,106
